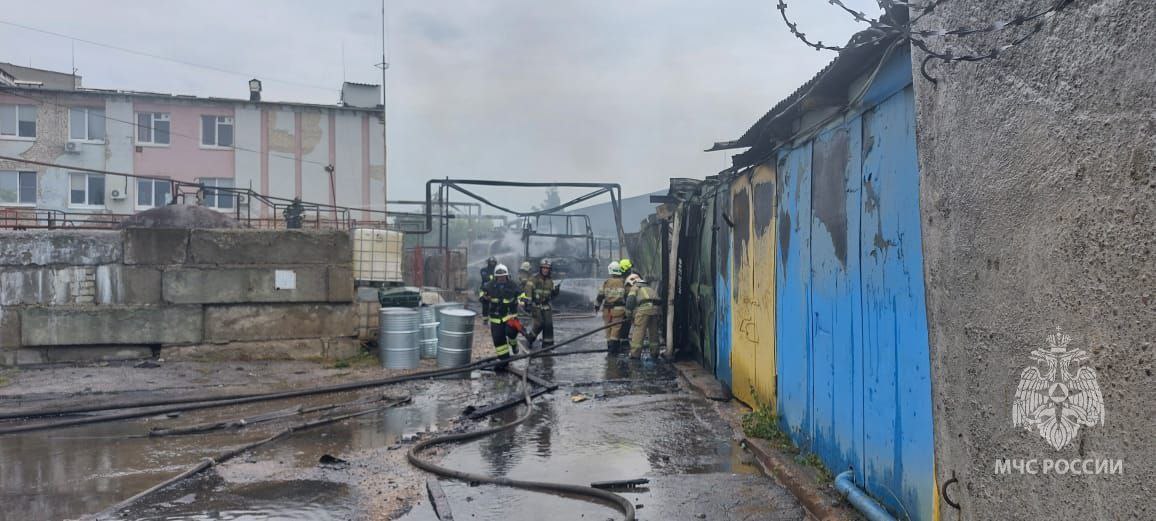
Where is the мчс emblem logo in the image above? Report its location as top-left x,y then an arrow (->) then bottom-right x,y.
1012,328 -> 1105,450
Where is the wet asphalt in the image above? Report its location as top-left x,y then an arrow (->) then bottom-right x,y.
0,316 -> 803,521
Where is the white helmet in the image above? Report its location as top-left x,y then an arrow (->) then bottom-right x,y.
625,273 -> 643,286
608,261 -> 621,276
494,264 -> 510,277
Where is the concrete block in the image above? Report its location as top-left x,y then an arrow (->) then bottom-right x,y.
356,286 -> 380,302
327,266 -> 355,302
0,350 -> 14,366
120,267 -> 163,305
41,345 -> 153,363
123,228 -> 189,265
1,267 -> 95,305
203,303 -> 355,342
163,267 -> 328,304
21,306 -> 203,346
164,337 -> 359,362
0,231 -> 122,266
14,349 -> 45,365
188,229 -> 351,265
0,307 -> 20,350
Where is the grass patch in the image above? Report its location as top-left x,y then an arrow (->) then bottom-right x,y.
797,452 -> 835,485
740,392 -> 795,452
741,387 -> 834,486
331,350 -> 377,369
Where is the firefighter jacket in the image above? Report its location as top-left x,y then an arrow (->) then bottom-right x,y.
523,273 -> 559,307
480,278 -> 524,323
625,283 -> 661,313
596,276 -> 627,309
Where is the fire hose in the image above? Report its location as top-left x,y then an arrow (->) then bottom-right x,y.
407,322 -> 636,521
0,322 -> 623,436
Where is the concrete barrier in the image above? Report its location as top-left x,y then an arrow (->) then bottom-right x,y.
163,267 -> 329,304
203,303 -> 354,342
0,231 -> 122,267
123,228 -> 189,265
188,229 -> 351,265
21,306 -> 203,346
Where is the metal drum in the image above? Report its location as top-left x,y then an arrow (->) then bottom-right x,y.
418,306 -> 439,359
437,308 -> 476,370
379,308 -> 419,369
432,302 -> 464,330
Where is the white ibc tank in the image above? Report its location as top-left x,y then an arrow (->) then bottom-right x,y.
353,228 -> 403,283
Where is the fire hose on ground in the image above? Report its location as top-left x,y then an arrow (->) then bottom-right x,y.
408,322 -> 636,521
0,322 -> 623,436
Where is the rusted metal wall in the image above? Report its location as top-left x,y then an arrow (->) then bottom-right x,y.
728,166 -> 777,407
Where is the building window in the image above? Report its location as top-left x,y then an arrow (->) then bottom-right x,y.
137,178 -> 172,208
201,115 -> 234,147
0,171 -> 36,205
200,178 -> 234,209
70,172 -> 105,207
69,107 -> 106,141
136,112 -> 171,145
0,104 -> 37,138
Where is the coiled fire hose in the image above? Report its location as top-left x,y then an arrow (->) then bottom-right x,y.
407,321 -> 635,521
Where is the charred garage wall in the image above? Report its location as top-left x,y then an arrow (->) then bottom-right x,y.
0,229 -> 358,365
912,0 -> 1154,519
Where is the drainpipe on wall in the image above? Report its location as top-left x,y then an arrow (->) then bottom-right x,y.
834,471 -> 896,521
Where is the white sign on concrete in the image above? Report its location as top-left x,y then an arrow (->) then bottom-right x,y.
274,270 -> 297,290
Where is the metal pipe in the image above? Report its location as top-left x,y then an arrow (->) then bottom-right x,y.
834,471 -> 896,521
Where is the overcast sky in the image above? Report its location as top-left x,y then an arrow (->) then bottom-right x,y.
0,0 -> 879,208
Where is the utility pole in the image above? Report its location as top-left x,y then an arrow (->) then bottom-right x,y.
379,0 -> 390,217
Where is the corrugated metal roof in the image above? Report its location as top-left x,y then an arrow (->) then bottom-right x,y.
706,30 -> 901,156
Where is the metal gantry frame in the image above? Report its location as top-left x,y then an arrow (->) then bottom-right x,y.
419,179 -> 627,259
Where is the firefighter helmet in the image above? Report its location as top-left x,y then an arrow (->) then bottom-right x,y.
539,259 -> 552,268
608,261 -> 621,276
486,256 -> 498,266
619,258 -> 633,272
520,261 -> 532,272
494,264 -> 509,277
625,273 -> 643,286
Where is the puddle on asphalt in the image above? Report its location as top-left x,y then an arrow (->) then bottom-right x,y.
0,382 -> 478,521
2,318 -> 762,521
127,477 -> 354,521
396,320 -> 763,521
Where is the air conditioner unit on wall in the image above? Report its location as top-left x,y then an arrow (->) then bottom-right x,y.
64,141 -> 82,153
110,189 -> 126,200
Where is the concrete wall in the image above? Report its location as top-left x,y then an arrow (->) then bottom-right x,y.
132,100 -> 235,184
912,1 -> 1154,519
0,228 -> 357,365
334,112 -> 363,211
267,108 -> 297,201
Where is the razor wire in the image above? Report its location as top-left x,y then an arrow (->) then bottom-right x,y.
775,0 -> 1079,80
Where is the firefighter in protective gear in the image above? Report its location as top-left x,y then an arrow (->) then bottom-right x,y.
616,258 -> 634,346
516,261 -> 533,324
595,261 -> 627,353
479,257 -> 498,315
479,264 -> 524,369
625,273 -> 662,359
523,259 -> 560,346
